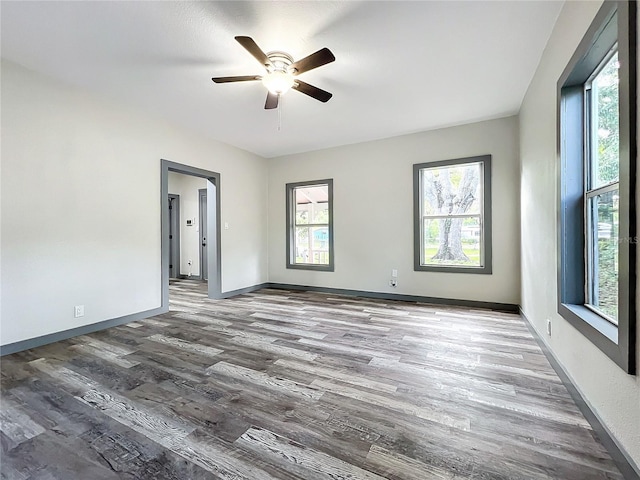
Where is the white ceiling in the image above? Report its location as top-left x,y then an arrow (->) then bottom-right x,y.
1,1 -> 563,158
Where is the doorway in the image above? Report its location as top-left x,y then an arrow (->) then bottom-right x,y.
199,188 -> 208,281
161,160 -> 221,309
168,194 -> 180,279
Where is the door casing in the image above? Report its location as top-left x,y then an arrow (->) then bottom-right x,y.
161,160 -> 221,307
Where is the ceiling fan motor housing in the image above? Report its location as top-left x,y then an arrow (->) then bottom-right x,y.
265,51 -> 294,73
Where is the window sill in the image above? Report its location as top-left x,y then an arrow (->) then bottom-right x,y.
414,264 -> 492,275
560,303 -> 618,343
558,302 -> 629,371
286,263 -> 334,272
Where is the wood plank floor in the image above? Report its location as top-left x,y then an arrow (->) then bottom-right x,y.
0,279 -> 625,479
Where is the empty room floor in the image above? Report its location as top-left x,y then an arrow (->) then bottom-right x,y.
0,279 -> 624,479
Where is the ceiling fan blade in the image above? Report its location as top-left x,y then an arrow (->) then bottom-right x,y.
235,36 -> 273,69
290,48 -> 335,75
212,75 -> 260,83
293,80 -> 332,103
265,92 -> 279,110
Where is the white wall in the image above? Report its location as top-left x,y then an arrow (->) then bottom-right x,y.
1,60 -> 269,346
519,0 -> 640,468
167,172 -> 207,277
268,117 -> 521,305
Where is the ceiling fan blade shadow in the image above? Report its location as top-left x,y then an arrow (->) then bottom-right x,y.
293,80 -> 332,103
212,75 -> 260,83
290,48 -> 335,75
305,2 -> 365,38
265,92 -> 279,109
235,36 -> 272,69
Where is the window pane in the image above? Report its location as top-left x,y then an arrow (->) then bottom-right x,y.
587,189 -> 619,323
294,226 -> 310,263
295,202 -> 309,225
312,203 -> 329,224
295,185 -> 329,225
295,226 -> 329,265
591,53 -> 619,188
421,162 -> 481,216
422,217 -> 481,267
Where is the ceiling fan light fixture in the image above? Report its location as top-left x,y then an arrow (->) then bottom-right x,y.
212,37 -> 334,109
261,70 -> 295,95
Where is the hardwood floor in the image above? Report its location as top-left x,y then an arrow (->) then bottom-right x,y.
0,279 -> 625,479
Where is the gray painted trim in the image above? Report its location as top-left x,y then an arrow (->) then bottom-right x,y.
265,283 -> 517,312
161,160 -> 222,302
520,309 -> 640,480
168,194 -> 181,279
559,3 -> 618,88
0,307 -> 165,356
218,283 -> 271,298
556,1 -> 636,374
413,155 -> 493,275
206,180 -> 220,296
285,178 -> 334,272
619,0 -> 637,376
557,86 -> 586,306
214,281 -> 516,312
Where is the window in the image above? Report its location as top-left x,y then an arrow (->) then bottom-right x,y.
558,1 -> 636,373
413,155 -> 492,274
286,179 -> 334,271
586,52 -> 620,323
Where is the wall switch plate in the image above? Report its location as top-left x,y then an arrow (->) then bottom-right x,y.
224,222 -> 230,230
74,305 -> 85,318
546,319 -> 552,336
391,269 -> 398,277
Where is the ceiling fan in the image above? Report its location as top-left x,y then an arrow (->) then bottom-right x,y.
212,36 -> 335,110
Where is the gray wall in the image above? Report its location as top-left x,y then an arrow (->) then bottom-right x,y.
519,0 -> 640,467
1,60 -> 269,346
268,116 -> 521,305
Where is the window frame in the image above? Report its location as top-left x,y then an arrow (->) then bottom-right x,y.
557,1 -> 636,374
286,179 -> 334,271
413,155 -> 492,274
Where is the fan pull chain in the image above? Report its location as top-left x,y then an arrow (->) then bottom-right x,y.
277,94 -> 282,131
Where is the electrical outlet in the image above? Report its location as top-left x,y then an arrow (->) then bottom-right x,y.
74,305 -> 85,318
188,259 -> 192,265
389,279 -> 397,287
546,319 -> 552,336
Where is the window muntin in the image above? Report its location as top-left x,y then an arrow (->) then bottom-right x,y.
286,180 -> 333,271
585,51 -> 620,324
414,156 -> 491,274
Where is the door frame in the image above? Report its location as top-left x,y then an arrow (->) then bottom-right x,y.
168,194 -> 181,279
198,188 -> 208,281
161,160 -> 221,307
